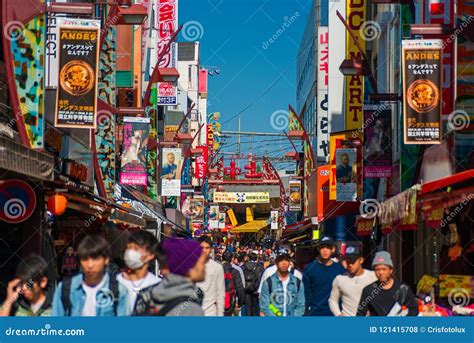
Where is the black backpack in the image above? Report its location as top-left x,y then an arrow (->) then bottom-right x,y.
61,274 -> 119,316
243,263 -> 260,293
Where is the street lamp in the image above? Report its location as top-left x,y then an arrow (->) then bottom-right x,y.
158,67 -> 181,83
339,58 -> 369,76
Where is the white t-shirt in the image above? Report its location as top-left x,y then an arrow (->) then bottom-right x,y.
117,272 -> 161,312
281,277 -> 290,316
82,277 -> 107,316
258,264 -> 303,293
30,298 -> 45,314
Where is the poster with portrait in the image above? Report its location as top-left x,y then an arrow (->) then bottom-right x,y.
402,39 -> 443,144
190,195 -> 205,223
120,117 -> 150,185
336,148 -> 357,202
161,147 -> 182,196
209,205 -> 219,229
288,180 -> 302,211
363,105 -> 392,178
218,212 -> 226,229
270,210 -> 279,230
55,19 -> 100,129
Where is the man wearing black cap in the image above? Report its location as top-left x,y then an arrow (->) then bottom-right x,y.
302,236 -> 345,316
328,245 -> 377,316
259,253 -> 305,316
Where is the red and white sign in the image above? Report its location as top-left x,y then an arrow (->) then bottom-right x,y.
317,27 -> 329,162
424,0 -> 456,117
156,0 -> 178,105
194,146 -> 208,179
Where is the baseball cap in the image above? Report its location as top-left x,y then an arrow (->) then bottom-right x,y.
342,245 -> 362,263
318,235 -> 335,247
372,251 -> 393,268
275,252 -> 291,263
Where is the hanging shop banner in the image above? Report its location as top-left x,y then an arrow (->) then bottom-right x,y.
218,212 -> 226,229
317,165 -> 330,222
329,130 -> 362,200
336,148 -> 357,202
120,117 -> 150,185
189,195 -> 204,222
424,0 -> 456,117
345,0 -> 366,130
194,146 -> 209,179
0,180 -> 36,224
270,210 -> 279,230
363,105 -> 392,178
207,113 -> 221,151
207,125 -> 214,149
288,180 -> 302,211
45,11 -> 67,88
227,208 -> 238,226
156,0 -> 178,105
402,39 -> 443,144
317,26 -> 329,162
161,147 -> 183,196
209,205 -> 219,229
55,19 -> 100,129
213,192 -> 270,204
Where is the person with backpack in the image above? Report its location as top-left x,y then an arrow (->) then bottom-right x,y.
52,235 -> 130,316
196,236 -> 225,316
117,231 -> 162,313
258,248 -> 303,294
0,255 -> 53,316
243,252 -> 264,316
222,252 -> 244,316
133,237 -> 205,316
259,252 -> 305,316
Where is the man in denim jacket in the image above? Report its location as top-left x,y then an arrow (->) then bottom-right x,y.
53,235 -> 129,316
259,253 -> 305,316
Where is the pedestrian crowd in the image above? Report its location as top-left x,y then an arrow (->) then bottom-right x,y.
0,233 -> 420,317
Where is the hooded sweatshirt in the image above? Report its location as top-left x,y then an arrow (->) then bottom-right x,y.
133,274 -> 204,316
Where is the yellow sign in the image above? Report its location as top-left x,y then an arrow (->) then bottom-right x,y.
213,192 -> 270,204
438,274 -> 473,298
227,209 -> 238,226
345,0 -> 366,130
417,275 -> 438,294
312,229 -> 320,240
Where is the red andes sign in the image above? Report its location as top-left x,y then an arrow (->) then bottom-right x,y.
0,180 -> 37,224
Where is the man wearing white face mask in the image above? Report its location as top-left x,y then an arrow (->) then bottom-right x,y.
117,231 -> 162,312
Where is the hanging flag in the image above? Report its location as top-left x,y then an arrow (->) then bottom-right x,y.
120,117 -> 150,185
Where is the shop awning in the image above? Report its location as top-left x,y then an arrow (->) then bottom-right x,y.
282,219 -> 312,238
420,169 -> 474,195
231,220 -> 268,233
0,136 -> 54,180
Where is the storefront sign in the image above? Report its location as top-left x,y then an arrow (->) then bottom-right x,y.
209,205 -> 219,229
161,147 -> 182,196
439,274 -> 474,299
0,180 -> 36,224
120,117 -> 150,186
336,148 -> 357,202
424,0 -> 456,117
194,146 -> 208,179
402,39 -> 443,144
190,195 -> 204,222
270,210 -> 279,230
288,180 -> 302,211
213,192 -> 270,204
156,0 -> 178,105
317,165 -> 330,222
55,19 -> 100,129
317,27 -> 329,162
59,133 -> 94,188
227,208 -> 238,226
363,105 -> 392,178
345,0 -> 366,130
207,125 -> 214,149
45,11 -> 67,87
218,212 -> 226,229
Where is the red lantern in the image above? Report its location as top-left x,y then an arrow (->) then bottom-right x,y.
47,194 -> 68,216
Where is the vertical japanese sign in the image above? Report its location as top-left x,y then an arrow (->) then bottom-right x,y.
156,0 -> 178,105
288,180 -> 302,211
402,39 -> 443,144
317,165 -> 330,222
45,8 -> 67,88
345,0 -> 366,130
424,0 -> 456,117
336,148 -> 357,201
161,147 -> 182,196
363,105 -> 392,178
120,117 -> 150,185
270,210 -> 279,230
317,27 -> 329,162
55,19 -> 100,129
207,125 -> 215,149
194,146 -> 209,179
209,205 -> 219,229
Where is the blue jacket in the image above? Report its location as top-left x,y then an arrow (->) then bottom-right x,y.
259,272 -> 305,317
303,260 -> 345,316
52,273 -> 130,316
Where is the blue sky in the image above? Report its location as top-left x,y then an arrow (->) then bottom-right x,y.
179,0 -> 311,135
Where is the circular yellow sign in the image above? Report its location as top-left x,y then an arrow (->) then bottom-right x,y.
60,60 -> 95,96
407,79 -> 439,114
